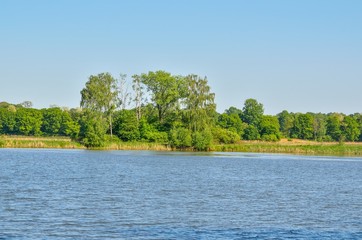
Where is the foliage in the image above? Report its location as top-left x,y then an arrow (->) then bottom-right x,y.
114,110 -> 140,141
291,113 -> 314,140
136,70 -> 186,123
212,126 -> 240,144
183,74 -> 216,132
243,125 -> 260,140
80,72 -> 119,136
78,110 -> 107,148
15,108 -> 42,136
169,127 -> 192,148
241,98 -> 264,128
217,113 -> 245,137
192,129 -> 213,151
259,115 -> 281,141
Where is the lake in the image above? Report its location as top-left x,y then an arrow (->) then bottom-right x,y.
0,149 -> 361,239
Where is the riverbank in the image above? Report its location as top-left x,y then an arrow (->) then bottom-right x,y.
1,136 -> 362,156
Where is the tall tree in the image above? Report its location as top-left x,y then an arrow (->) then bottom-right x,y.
136,70 -> 185,123
80,72 -> 119,137
241,98 -> 264,128
183,74 -> 216,132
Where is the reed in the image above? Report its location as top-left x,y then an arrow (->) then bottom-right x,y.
0,135 -> 84,149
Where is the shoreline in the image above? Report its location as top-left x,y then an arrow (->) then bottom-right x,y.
1,136 -> 362,157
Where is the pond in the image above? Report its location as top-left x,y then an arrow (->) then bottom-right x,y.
0,149 -> 361,239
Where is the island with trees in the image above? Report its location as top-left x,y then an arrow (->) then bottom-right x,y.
1,70 -> 362,156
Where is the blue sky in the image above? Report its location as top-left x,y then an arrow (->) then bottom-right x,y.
1,0 -> 361,114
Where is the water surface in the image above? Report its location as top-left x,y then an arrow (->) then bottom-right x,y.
0,149 -> 361,239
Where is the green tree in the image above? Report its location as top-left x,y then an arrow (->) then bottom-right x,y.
291,113 -> 314,140
15,108 -> 43,136
241,98 -> 264,128
326,113 -> 343,141
169,127 -> 192,148
183,74 -> 216,132
41,108 -> 64,135
277,110 -> 294,138
217,113 -> 245,137
342,115 -> 360,142
114,110 -> 140,141
80,72 -> 119,137
243,125 -> 260,140
259,115 -> 281,141
0,108 -> 16,134
78,110 -> 107,148
136,70 -> 186,123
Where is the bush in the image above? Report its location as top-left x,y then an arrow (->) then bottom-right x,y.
169,127 -> 192,148
192,130 -> 212,151
212,127 -> 240,144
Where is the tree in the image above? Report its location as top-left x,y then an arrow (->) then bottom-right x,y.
78,110 -> 107,148
241,98 -> 264,128
20,101 -> 33,108
291,113 -> 314,140
15,108 -> 42,136
118,74 -> 131,110
136,70 -> 185,123
183,74 -> 216,132
41,108 -> 64,135
326,113 -> 343,141
277,110 -> 294,138
217,113 -> 245,137
342,115 -> 360,142
114,110 -> 140,141
80,72 -> 119,137
169,127 -> 192,148
132,74 -> 145,121
259,115 -> 281,141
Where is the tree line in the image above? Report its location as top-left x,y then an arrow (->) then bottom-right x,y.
1,70 -> 362,149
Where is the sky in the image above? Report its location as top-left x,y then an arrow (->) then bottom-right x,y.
0,0 -> 361,114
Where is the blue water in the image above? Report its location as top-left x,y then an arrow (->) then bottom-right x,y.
0,149 -> 361,239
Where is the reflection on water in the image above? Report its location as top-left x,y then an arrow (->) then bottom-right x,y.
0,149 -> 361,239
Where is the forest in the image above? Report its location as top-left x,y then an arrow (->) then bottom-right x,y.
1,70 -> 362,150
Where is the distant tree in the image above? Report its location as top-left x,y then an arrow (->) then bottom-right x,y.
241,98 -> 264,128
326,113 -> 343,141
291,113 -> 314,140
312,113 -> 327,141
212,126 -> 240,144
41,108 -> 64,135
225,106 -> 242,117
118,74 -> 131,110
20,101 -> 33,108
217,113 -> 245,137
15,108 -> 42,136
342,115 -> 360,142
183,74 -> 216,132
259,115 -> 281,141
0,108 -> 16,134
114,110 -> 140,141
80,72 -> 119,137
169,127 -> 192,148
192,129 -> 212,151
136,70 -> 186,123
132,74 -> 145,121
243,125 -> 260,140
78,110 -> 107,148
277,110 -> 294,138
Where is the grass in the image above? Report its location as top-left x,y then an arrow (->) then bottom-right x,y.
211,139 -> 362,156
1,135 -> 361,156
0,135 -> 84,149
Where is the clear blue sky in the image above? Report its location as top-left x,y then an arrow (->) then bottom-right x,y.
1,0 -> 361,114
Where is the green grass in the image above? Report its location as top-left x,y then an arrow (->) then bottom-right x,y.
1,135 -> 362,156
211,142 -> 362,156
0,135 -> 84,149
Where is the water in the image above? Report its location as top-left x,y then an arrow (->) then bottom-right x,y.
0,149 -> 361,239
